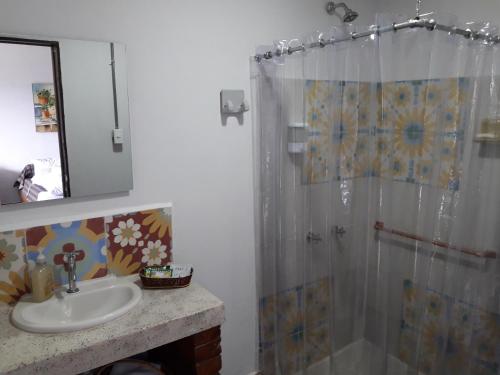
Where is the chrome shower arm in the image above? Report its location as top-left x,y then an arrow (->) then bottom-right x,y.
326,2 -> 348,14
326,1 -> 359,22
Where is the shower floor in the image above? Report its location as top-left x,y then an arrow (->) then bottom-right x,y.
304,339 -> 423,375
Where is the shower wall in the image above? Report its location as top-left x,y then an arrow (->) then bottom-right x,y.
363,26 -> 500,364
255,74 -> 371,375
256,71 -> 500,374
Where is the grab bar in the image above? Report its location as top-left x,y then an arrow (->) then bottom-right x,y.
374,221 -> 497,259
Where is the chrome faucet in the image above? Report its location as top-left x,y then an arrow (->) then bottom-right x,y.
65,252 -> 80,293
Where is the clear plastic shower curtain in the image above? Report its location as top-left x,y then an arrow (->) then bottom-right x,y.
252,13 -> 500,375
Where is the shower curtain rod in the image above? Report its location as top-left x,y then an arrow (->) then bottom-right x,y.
255,17 -> 500,62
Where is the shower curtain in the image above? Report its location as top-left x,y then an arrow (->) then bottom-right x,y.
252,13 -> 500,375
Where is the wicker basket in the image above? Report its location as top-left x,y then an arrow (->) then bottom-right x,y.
139,266 -> 193,289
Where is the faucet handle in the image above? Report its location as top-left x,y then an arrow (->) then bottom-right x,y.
63,251 -> 85,266
62,243 -> 85,261
53,243 -> 85,268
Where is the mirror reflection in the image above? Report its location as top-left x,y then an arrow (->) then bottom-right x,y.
0,41 -> 67,204
0,37 -> 133,206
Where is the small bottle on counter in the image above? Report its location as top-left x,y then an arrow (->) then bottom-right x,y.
31,254 -> 55,302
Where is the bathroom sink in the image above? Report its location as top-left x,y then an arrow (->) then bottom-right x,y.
11,275 -> 142,333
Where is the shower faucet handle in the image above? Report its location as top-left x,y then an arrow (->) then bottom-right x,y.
334,225 -> 347,238
306,232 -> 322,243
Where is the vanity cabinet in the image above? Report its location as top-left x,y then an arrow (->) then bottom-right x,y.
0,283 -> 224,375
152,326 -> 222,374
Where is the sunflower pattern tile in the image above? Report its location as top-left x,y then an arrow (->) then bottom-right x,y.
258,344 -> 277,375
376,78 -> 469,190
398,279 -> 500,375
0,231 -> 30,305
303,79 -> 342,184
304,79 -> 380,184
106,207 -> 172,276
303,77 -> 469,190
25,219 -> 107,286
258,278 -> 332,373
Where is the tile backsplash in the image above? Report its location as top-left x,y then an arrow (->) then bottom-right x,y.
0,205 -> 172,305
26,218 -> 108,286
106,209 -> 172,276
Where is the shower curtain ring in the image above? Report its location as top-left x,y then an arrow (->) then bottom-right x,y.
425,19 -> 436,30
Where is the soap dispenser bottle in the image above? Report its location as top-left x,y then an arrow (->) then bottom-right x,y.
31,254 -> 55,302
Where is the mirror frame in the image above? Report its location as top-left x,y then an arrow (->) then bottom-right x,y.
0,36 -> 70,199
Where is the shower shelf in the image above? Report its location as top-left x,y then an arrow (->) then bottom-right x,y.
374,221 -> 497,259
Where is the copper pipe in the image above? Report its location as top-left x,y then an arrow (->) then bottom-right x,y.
374,221 -> 497,259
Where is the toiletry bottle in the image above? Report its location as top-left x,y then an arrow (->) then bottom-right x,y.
31,254 -> 55,302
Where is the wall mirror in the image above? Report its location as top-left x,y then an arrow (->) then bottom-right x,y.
0,35 -> 132,206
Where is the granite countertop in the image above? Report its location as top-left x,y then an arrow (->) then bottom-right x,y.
0,278 -> 224,375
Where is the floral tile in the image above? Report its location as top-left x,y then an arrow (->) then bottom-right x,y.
303,138 -> 331,185
374,78 -> 469,190
305,278 -> 331,329
0,231 -> 30,305
277,286 -> 303,338
259,343 -> 277,375
258,278 -> 333,373
25,218 -> 107,286
398,280 -> 500,375
302,77 -> 470,190
278,332 -> 305,375
418,320 -> 446,373
259,294 -> 277,344
398,328 -> 418,367
305,323 -> 330,367
0,268 -> 31,306
0,230 -> 25,275
353,135 -> 375,178
303,79 -> 342,185
343,81 -> 375,131
106,207 -> 172,275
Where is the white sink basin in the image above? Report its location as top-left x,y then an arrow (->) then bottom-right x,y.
12,275 -> 142,333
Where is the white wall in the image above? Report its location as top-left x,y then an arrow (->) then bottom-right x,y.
0,43 -> 60,204
0,1 -> 377,374
377,0 -> 500,21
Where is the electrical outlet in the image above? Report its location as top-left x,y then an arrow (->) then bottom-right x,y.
113,129 -> 124,144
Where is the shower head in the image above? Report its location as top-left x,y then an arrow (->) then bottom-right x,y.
326,2 -> 359,23
343,8 -> 359,23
